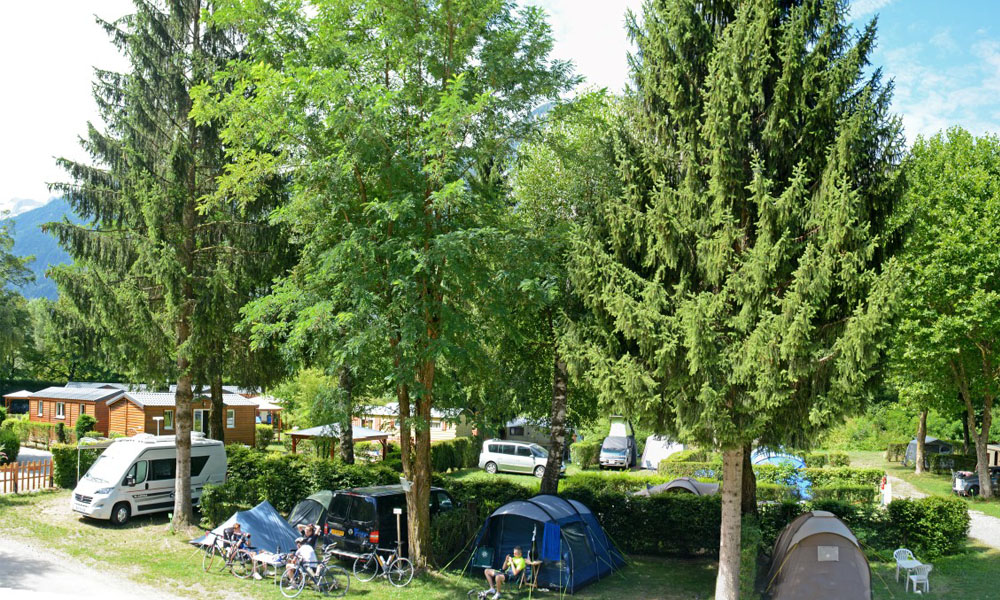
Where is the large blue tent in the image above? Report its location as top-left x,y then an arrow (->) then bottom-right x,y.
751,448 -> 811,499
191,500 -> 300,555
471,495 -> 624,593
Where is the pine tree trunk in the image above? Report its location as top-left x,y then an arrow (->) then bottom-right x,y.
715,448 -> 743,600
540,351 -> 568,495
741,444 -> 757,516
338,366 -> 354,464
173,355 -> 195,527
914,408 -> 928,474
209,371 -> 224,442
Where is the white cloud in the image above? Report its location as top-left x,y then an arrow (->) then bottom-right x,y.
850,0 -> 896,19
929,28 -> 957,52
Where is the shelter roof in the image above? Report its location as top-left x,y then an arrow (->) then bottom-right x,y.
358,401 -> 461,421
2,390 -> 33,399
113,392 -> 258,408
289,424 -> 388,442
31,386 -> 124,402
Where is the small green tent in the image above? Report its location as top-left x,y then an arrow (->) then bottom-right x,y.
288,490 -> 336,529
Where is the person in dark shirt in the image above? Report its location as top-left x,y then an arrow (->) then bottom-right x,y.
223,522 -> 252,561
297,523 -> 320,548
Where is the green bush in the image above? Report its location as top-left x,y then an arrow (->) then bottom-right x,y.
429,437 -> 481,472
662,448 -> 710,462
563,471 -> 673,494
430,506 -> 479,567
803,467 -> 883,488
756,483 -> 795,502
199,480 -> 254,527
570,440 -> 602,470
75,414 -> 97,441
431,440 -> 458,472
0,427 -> 19,465
753,463 -> 800,486
658,460 -> 722,479
82,431 -> 103,439
254,424 -> 276,450
803,453 -> 828,468
886,496 -> 969,559
740,517 -> 763,600
443,478 -> 537,521
929,453 -> 977,474
810,484 -> 878,505
51,443 -> 106,489
828,452 -> 850,467
0,405 -> 7,428
885,442 -> 908,462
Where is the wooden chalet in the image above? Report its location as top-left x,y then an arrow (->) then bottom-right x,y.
26,386 -> 125,435
107,392 -> 258,445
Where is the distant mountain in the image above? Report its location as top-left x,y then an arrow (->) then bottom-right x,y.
1,197 -> 48,217
2,198 -> 78,300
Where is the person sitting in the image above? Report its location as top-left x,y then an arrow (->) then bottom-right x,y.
484,545 -> 526,599
222,522 -> 252,562
286,536 -> 320,579
297,523 -> 321,548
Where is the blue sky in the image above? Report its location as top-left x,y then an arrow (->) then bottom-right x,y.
2,0 -> 999,209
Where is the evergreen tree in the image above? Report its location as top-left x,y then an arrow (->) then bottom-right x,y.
195,0 -> 574,565
49,0 -> 286,526
0,218 -> 33,377
570,1 -> 904,596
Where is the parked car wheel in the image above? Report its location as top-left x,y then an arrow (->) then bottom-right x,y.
534,466 -> 545,478
110,502 -> 131,526
484,462 -> 498,475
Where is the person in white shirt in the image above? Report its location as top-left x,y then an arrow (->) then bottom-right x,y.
286,537 -> 320,579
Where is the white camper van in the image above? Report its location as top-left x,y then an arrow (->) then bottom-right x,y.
71,433 -> 227,525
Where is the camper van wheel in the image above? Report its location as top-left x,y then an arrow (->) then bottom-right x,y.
111,502 -> 131,526
534,466 -> 545,478
485,462 -> 498,475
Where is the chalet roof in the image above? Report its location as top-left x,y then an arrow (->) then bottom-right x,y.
112,392 -> 259,408
2,390 -> 33,399
358,401 -> 460,421
31,387 -> 125,402
290,424 -> 388,442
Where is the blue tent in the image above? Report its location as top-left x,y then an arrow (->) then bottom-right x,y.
751,448 -> 811,499
191,500 -> 300,554
471,495 -> 624,593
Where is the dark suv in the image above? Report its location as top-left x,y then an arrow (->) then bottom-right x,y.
953,467 -> 1000,497
323,485 -> 457,558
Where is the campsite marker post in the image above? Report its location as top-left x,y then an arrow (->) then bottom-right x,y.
393,507 -> 402,548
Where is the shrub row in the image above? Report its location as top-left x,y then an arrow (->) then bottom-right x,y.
885,442 -> 908,462
0,427 -> 19,465
430,437 -> 482,473
254,425 -> 276,450
810,484 -> 879,504
662,448 -> 713,462
51,443 -> 106,489
2,418 -> 62,448
803,467 -> 883,488
740,517 -> 763,600
804,452 -> 850,467
929,453 -> 978,474
657,460 -> 722,479
570,440 -> 602,470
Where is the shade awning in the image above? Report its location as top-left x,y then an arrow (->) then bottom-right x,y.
289,424 -> 388,442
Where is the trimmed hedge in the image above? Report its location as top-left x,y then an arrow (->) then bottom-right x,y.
0,427 -> 19,464
885,442 -> 908,462
929,453 -> 977,474
52,443 -> 106,489
570,440 -> 602,470
804,453 -> 828,468
756,483 -> 795,502
254,425 -> 275,450
740,517 -> 763,600
662,448 -> 711,463
803,467 -> 883,488
75,414 -> 98,441
828,452 -> 850,467
431,437 -> 482,473
810,484 -> 879,504
886,496 -> 969,558
658,460 -> 722,479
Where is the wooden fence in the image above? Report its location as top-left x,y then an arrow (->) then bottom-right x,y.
0,459 -> 54,494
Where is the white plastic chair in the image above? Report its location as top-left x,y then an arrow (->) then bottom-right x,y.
907,563 -> 932,593
893,548 -> 916,582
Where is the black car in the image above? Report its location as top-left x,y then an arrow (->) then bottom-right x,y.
323,485 -> 457,558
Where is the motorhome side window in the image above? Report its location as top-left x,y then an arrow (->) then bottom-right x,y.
149,458 -> 176,481
125,461 -> 148,485
191,455 -> 210,477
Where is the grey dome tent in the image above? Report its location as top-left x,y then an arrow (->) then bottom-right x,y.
288,490 -> 336,529
766,511 -> 871,600
632,477 -> 719,497
191,500 -> 300,554
470,495 -> 624,593
902,436 -> 953,468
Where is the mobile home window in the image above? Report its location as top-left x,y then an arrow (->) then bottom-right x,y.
149,458 -> 176,481
56,402 -> 66,419
37,401 -> 43,416
226,409 -> 235,428
163,410 -> 174,430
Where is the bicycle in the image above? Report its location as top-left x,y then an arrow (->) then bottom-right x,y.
201,531 -> 256,579
279,556 -> 350,598
352,542 -> 414,587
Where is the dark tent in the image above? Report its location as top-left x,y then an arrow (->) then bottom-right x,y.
191,500 -> 300,555
902,437 -> 953,468
288,490 -> 336,529
766,511 -> 872,600
632,477 -> 719,497
471,495 -> 624,593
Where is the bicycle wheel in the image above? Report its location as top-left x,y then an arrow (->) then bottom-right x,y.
319,566 -> 350,598
231,553 -> 252,579
201,544 -> 219,572
280,570 -> 305,598
353,554 -> 379,582
387,557 -> 413,587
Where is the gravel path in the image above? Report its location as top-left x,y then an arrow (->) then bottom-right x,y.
0,534 -> 189,600
887,474 -> 1000,550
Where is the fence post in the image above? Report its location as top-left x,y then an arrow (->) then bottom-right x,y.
13,461 -> 18,494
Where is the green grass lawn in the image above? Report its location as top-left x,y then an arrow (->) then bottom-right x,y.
0,490 -> 715,600
871,545 -> 1000,600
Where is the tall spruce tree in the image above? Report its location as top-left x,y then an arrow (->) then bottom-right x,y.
50,0 -> 286,526
570,1 -> 904,596
195,0 -> 574,565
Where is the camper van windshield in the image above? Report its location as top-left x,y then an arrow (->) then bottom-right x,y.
83,453 -> 127,484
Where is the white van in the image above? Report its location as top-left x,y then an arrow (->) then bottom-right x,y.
71,433 -> 227,525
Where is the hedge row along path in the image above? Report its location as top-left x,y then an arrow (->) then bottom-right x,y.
888,474 -> 1000,551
